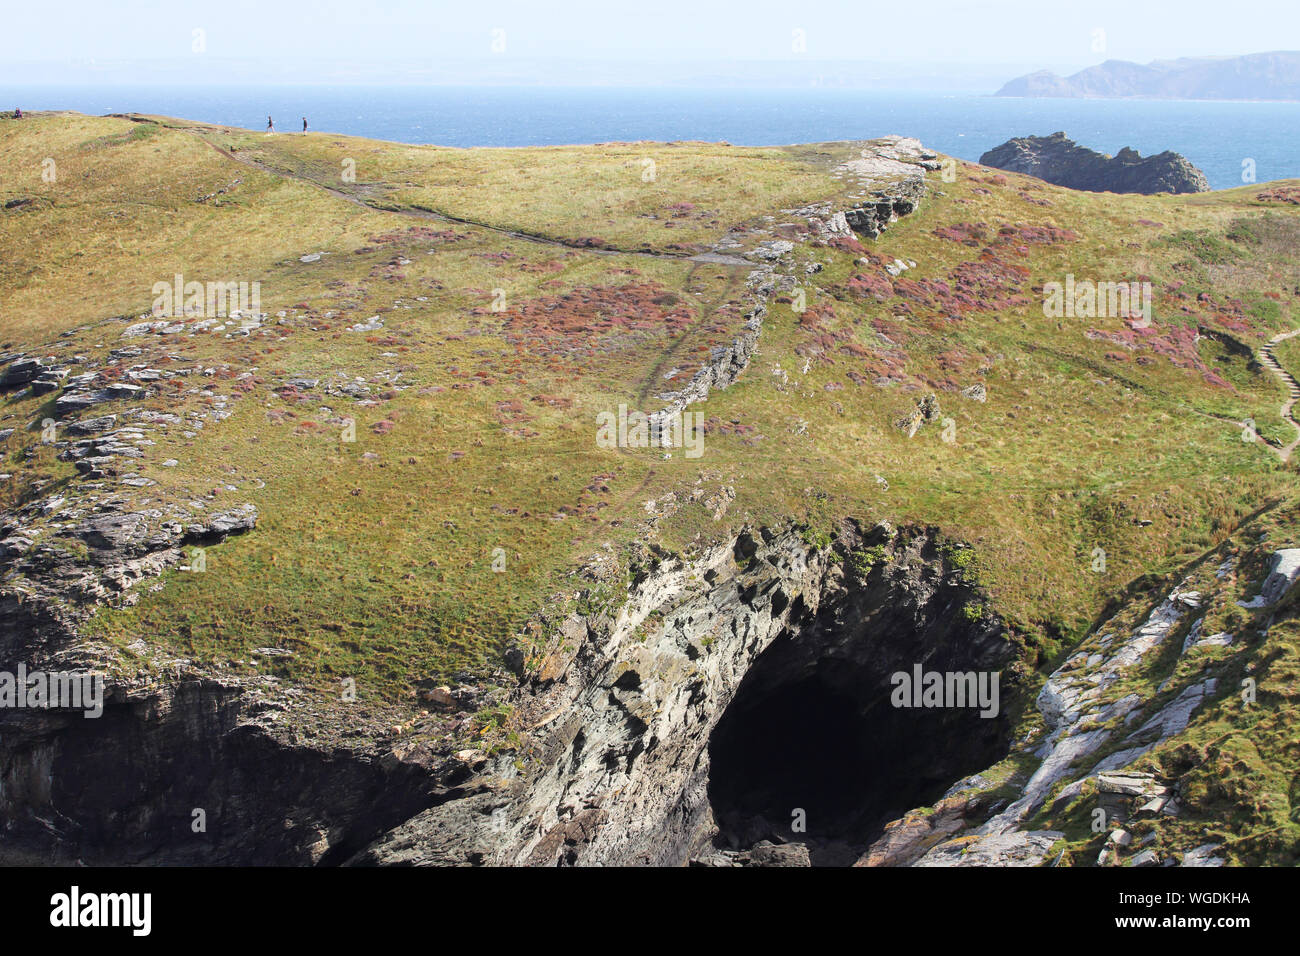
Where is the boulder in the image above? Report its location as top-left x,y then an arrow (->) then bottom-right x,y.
66,416 -> 118,436
185,505 -> 258,541
1182,843 -> 1225,867
915,830 -> 1064,866
1239,549 -> 1300,608
895,393 -> 942,438
745,841 -> 811,867
0,357 -> 48,388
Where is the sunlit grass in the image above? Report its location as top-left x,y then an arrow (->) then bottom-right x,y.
2,111 -> 1297,703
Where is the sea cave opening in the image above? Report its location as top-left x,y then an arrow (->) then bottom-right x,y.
705,620 -> 1010,866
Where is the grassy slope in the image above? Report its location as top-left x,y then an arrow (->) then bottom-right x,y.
2,112 -> 1298,718
1273,333 -> 1300,382
1025,498 -> 1300,866
169,119 -> 849,254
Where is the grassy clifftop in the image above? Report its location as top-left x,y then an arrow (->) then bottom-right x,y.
2,111 -> 1298,711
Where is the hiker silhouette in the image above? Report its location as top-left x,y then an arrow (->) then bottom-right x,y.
303,117 -> 308,132
267,115 -> 274,132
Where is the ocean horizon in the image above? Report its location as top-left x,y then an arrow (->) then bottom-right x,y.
6,83 -> 1299,190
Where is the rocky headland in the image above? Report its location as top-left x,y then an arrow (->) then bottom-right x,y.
979,132 -> 1210,195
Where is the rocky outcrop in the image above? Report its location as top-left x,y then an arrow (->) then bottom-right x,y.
0,356 -> 57,390
0,412 -> 490,866
649,271 -> 770,427
0,497 -> 389,865
352,521 -> 1016,867
649,136 -> 936,427
833,136 -> 936,239
6,503 -> 1292,867
0,502 -> 259,633
894,393 -> 943,438
979,132 -> 1209,195
882,542 -> 1300,868
1238,548 -> 1300,608
0,672 -> 446,865
0,508 -> 1016,866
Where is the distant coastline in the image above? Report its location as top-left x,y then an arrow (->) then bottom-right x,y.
997,51 -> 1300,101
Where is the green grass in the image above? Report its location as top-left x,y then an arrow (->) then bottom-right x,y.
174,118 -> 849,255
2,111 -> 1299,709
1273,334 -> 1300,382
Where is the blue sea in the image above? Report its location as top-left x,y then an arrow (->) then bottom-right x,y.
6,84 -> 1299,190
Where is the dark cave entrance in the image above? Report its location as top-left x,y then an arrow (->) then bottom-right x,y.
706,623 -> 1010,866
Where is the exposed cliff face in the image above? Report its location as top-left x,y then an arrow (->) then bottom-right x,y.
350,521 -> 1016,867
859,536 -> 1300,869
0,511 -> 1015,867
979,132 -> 1210,195
6,507 -> 1297,867
0,676 -> 445,865
0,500 -> 454,865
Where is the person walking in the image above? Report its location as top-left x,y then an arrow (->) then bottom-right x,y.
14,107 -> 21,119
302,117 -> 308,132
266,115 -> 274,132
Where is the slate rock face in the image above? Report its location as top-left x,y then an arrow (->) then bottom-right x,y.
352,523 -> 1014,868
76,512 -> 152,552
0,357 -> 49,389
979,132 -> 1209,195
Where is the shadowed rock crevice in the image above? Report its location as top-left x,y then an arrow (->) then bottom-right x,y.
0,678 -> 448,865
704,567 -> 1012,866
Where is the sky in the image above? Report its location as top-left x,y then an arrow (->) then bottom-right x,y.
4,0 -> 1299,86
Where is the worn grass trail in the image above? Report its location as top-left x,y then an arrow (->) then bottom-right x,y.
151,116 -> 752,267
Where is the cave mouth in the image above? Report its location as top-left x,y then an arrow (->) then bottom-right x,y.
706,627 -> 1009,866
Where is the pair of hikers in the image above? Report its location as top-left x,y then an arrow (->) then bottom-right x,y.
267,116 -> 308,132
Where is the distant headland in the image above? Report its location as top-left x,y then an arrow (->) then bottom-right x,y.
997,51 -> 1300,101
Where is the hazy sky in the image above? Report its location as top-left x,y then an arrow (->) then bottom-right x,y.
7,0 -> 1299,78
